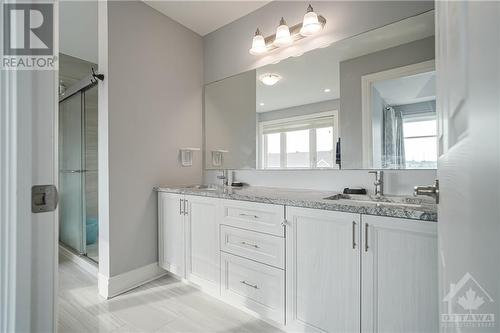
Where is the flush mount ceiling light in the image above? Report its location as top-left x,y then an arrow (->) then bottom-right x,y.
324,88 -> 331,93
259,73 -> 282,86
249,4 -> 326,56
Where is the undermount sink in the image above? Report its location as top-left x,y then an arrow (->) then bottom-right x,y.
323,193 -> 428,208
186,184 -> 219,191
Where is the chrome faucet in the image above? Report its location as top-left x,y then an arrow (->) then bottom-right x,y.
368,171 -> 384,197
217,169 -> 228,187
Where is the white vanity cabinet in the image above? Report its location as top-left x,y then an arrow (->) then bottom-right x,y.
285,207 -> 361,333
361,215 -> 438,333
158,192 -> 220,294
158,192 -> 185,277
158,191 -> 438,333
185,195 -> 220,295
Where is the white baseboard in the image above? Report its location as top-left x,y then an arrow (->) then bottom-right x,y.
98,262 -> 166,299
59,245 -> 98,277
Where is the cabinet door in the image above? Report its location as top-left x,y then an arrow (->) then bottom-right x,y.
185,195 -> 220,295
286,207 -> 361,333
361,215 -> 438,333
158,192 -> 185,277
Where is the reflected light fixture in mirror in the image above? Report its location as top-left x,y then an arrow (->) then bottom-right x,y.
259,73 -> 282,86
249,28 -> 267,55
300,5 -> 322,36
274,17 -> 293,47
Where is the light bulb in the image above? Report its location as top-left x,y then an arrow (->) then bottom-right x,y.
273,17 -> 293,47
249,28 -> 267,55
300,5 -> 322,36
259,73 -> 282,86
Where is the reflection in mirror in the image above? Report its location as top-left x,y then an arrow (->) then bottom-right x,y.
203,10 -> 435,170
361,62 -> 436,169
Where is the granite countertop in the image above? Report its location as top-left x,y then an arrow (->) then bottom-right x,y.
153,185 -> 437,222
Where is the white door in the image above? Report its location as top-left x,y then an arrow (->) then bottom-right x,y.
435,2 -> 500,332
285,207 -> 360,333
158,192 -> 185,277
185,195 -> 220,295
0,2 -> 59,332
361,215 -> 438,332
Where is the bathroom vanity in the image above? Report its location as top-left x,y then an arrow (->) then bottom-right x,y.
155,186 -> 438,332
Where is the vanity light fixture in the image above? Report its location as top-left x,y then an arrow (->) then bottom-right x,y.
300,5 -> 322,36
249,28 -> 267,55
273,17 -> 293,47
248,4 -> 326,56
259,73 -> 282,86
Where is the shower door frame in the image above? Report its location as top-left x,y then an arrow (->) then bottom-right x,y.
59,75 -> 98,258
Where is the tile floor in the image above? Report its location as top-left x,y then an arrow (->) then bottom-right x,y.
58,255 -> 281,333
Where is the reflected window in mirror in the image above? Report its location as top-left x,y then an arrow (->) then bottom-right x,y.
259,111 -> 339,169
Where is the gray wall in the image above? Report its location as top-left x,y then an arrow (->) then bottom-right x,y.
202,1 -> 436,193
203,1 -> 434,84
106,1 -> 203,276
339,36 -> 435,169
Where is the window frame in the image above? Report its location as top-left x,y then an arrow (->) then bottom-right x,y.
402,115 -> 438,168
258,111 -> 339,169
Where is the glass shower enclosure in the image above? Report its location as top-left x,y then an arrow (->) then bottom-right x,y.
59,81 -> 98,262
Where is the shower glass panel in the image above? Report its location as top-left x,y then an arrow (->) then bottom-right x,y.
59,83 -> 98,262
59,92 -> 85,253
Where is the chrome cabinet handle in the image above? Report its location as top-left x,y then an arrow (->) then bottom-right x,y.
183,199 -> 188,215
239,213 -> 259,219
240,280 -> 259,289
179,199 -> 183,215
241,241 -> 259,249
365,223 -> 369,252
352,221 -> 357,249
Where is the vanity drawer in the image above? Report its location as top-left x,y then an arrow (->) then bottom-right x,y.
221,200 -> 284,237
221,252 -> 285,324
221,225 -> 284,269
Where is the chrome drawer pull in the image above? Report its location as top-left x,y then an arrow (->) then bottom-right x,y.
240,280 -> 259,289
352,221 -> 357,249
241,241 -> 260,249
239,213 -> 259,219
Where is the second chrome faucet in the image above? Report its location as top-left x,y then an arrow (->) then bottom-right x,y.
368,170 -> 384,197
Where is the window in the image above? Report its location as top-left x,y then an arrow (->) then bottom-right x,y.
260,112 -> 338,169
403,117 -> 437,169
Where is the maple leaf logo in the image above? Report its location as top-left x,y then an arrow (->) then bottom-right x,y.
458,288 -> 485,313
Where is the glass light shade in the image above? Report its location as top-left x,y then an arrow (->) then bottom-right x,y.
249,33 -> 267,55
273,19 -> 293,47
259,73 -> 282,86
300,11 -> 322,36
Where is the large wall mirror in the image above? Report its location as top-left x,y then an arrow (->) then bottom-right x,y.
204,10 -> 435,170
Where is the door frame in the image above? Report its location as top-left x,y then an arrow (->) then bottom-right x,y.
360,59 -> 436,168
0,1 -> 60,331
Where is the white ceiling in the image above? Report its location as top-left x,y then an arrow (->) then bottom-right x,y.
256,10 -> 435,113
374,71 -> 436,106
142,1 -> 270,36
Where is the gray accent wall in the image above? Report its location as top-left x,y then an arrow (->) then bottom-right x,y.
339,37 -> 435,169
106,1 -> 203,276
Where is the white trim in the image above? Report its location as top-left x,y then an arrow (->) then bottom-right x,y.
58,245 -> 98,277
361,60 -> 436,169
98,263 -> 167,299
97,0 -> 110,292
0,49 -> 19,333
